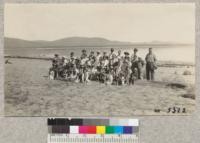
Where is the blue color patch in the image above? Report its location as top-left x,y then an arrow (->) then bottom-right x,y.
123,126 -> 133,134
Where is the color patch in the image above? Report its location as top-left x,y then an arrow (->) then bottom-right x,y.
128,119 -> 139,126
70,126 -> 79,134
106,126 -> 115,134
70,119 -> 83,125
87,126 -> 96,134
123,126 -> 133,134
133,126 -> 139,133
114,126 -> 123,134
96,126 -> 105,134
52,125 -> 69,133
83,119 -> 109,126
79,126 -> 88,134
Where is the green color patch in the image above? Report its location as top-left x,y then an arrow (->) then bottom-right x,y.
106,126 -> 114,134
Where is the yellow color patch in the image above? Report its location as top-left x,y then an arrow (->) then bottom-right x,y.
96,126 -> 105,134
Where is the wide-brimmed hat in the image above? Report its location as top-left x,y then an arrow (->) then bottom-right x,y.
111,48 -> 114,51
82,49 -> 86,52
124,52 -> 129,55
54,54 -> 59,57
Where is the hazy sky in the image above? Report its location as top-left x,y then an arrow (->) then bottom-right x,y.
4,3 -> 195,43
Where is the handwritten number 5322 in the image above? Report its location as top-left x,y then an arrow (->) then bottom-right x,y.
167,107 -> 186,113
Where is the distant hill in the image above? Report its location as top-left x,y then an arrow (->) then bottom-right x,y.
4,37 -> 193,48
4,37 -> 133,48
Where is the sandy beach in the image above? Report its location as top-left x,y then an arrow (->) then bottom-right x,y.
4,58 -> 195,116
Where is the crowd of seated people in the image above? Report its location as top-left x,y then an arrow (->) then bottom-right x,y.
49,47 -> 157,85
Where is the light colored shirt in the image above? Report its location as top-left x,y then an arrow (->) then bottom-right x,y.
101,59 -> 109,67
96,55 -> 101,61
117,54 -> 123,61
145,53 -> 156,63
80,57 -> 88,66
109,53 -> 116,60
96,55 -> 102,66
69,57 -> 77,64
131,54 -> 139,63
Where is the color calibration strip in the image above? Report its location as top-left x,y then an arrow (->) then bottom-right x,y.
48,118 -> 139,143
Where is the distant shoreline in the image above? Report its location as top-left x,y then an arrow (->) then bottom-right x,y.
4,55 -> 195,67
5,43 -> 194,48
5,37 -> 194,49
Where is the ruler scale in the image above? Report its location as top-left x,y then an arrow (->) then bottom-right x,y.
48,134 -> 138,143
48,118 -> 139,143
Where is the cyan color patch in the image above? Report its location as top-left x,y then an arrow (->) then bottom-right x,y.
114,126 -> 123,134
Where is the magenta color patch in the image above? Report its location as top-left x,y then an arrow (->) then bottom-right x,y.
79,126 -> 88,134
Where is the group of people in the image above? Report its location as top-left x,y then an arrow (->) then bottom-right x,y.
49,47 -> 157,85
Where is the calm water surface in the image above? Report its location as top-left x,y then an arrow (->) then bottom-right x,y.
5,45 -> 195,63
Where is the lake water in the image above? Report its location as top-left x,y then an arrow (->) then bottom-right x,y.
5,45 -> 195,63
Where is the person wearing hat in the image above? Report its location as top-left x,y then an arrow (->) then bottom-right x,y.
52,54 -> 59,67
61,56 -> 67,66
79,50 -> 91,83
88,51 -> 96,64
95,51 -> 102,72
116,50 -> 123,61
124,51 -> 130,58
80,49 -> 87,59
108,48 -> 117,69
102,51 -> 108,60
124,52 -> 131,66
131,48 -> 143,79
145,48 -> 157,81
131,48 -> 139,63
68,52 -> 77,76
87,51 -> 96,80
52,54 -> 61,78
121,52 -> 131,85
114,50 -> 123,82
96,51 -> 101,62
100,52 -> 109,73
62,56 -> 69,66
69,52 -> 75,60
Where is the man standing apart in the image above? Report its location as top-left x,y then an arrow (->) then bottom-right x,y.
145,48 -> 157,81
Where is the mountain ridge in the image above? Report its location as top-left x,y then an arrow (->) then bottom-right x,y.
4,37 -> 193,48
